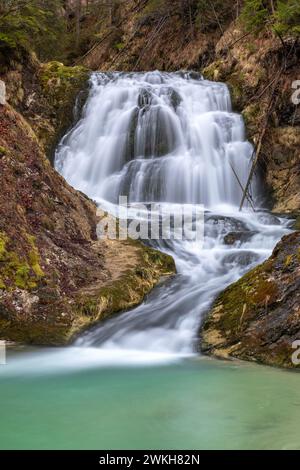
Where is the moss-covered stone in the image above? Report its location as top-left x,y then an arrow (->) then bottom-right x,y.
0,238 -> 175,346
66,241 -> 176,345
293,216 -> 300,231
0,231 -> 44,291
202,61 -> 222,81
37,61 -> 89,160
201,231 -> 300,369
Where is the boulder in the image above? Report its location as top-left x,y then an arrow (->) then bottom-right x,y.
201,231 -> 300,368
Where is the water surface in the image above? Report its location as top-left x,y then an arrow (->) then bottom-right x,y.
1,350 -> 300,450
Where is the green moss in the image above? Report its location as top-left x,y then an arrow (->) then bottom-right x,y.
0,146 -> 7,157
212,261 -> 278,333
38,61 -> 89,159
284,254 -> 293,267
15,263 -> 31,289
293,216 -> 300,230
40,61 -> 88,89
26,235 -> 44,278
242,103 -> 261,128
0,231 -> 44,290
0,232 -> 8,258
202,61 -> 222,81
114,42 -> 125,51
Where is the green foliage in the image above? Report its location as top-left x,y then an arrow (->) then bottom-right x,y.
0,231 -> 44,290
0,0 -> 67,60
241,0 -> 270,30
241,0 -> 300,37
274,0 -> 300,36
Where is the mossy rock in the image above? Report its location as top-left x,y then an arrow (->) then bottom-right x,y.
292,216 -> 300,231
0,236 -> 175,346
202,61 -> 223,81
0,231 -> 44,291
38,61 -> 90,161
201,231 -> 300,369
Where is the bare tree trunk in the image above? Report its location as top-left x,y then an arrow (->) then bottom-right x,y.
75,0 -> 81,49
236,0 -> 240,19
108,0 -> 113,26
188,0 -> 194,39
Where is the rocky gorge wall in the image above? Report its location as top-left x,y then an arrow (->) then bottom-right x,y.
74,2 -> 300,368
0,5 -> 299,367
78,3 -> 299,215
0,49 -> 175,345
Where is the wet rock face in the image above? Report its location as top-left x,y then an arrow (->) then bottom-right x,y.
200,231 -> 300,369
223,231 -> 257,245
205,214 -> 248,239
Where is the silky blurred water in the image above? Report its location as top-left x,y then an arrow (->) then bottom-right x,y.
55,71 -> 290,356
0,72 -> 297,451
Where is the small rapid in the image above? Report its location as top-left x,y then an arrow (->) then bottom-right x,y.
55,71 -> 291,361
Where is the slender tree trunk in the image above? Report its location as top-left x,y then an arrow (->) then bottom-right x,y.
188,0 -> 194,39
108,0 -> 113,26
236,0 -> 240,19
75,0 -> 81,49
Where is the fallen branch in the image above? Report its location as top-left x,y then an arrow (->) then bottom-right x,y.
108,27 -> 140,69
134,15 -> 168,70
229,161 -> 255,211
239,77 -> 281,211
73,0 -> 147,66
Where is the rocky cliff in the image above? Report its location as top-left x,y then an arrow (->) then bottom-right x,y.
0,50 -> 175,345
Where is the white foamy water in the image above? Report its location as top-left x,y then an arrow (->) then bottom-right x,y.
52,71 -> 292,364
56,71 -> 255,207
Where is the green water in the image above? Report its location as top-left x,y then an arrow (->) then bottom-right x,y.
1,348 -> 300,450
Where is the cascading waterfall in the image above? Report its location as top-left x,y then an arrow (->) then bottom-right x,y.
55,71 -> 290,361
56,71 -> 255,207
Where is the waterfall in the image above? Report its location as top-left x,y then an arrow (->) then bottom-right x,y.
55,71 -> 289,361
56,71 -> 256,209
